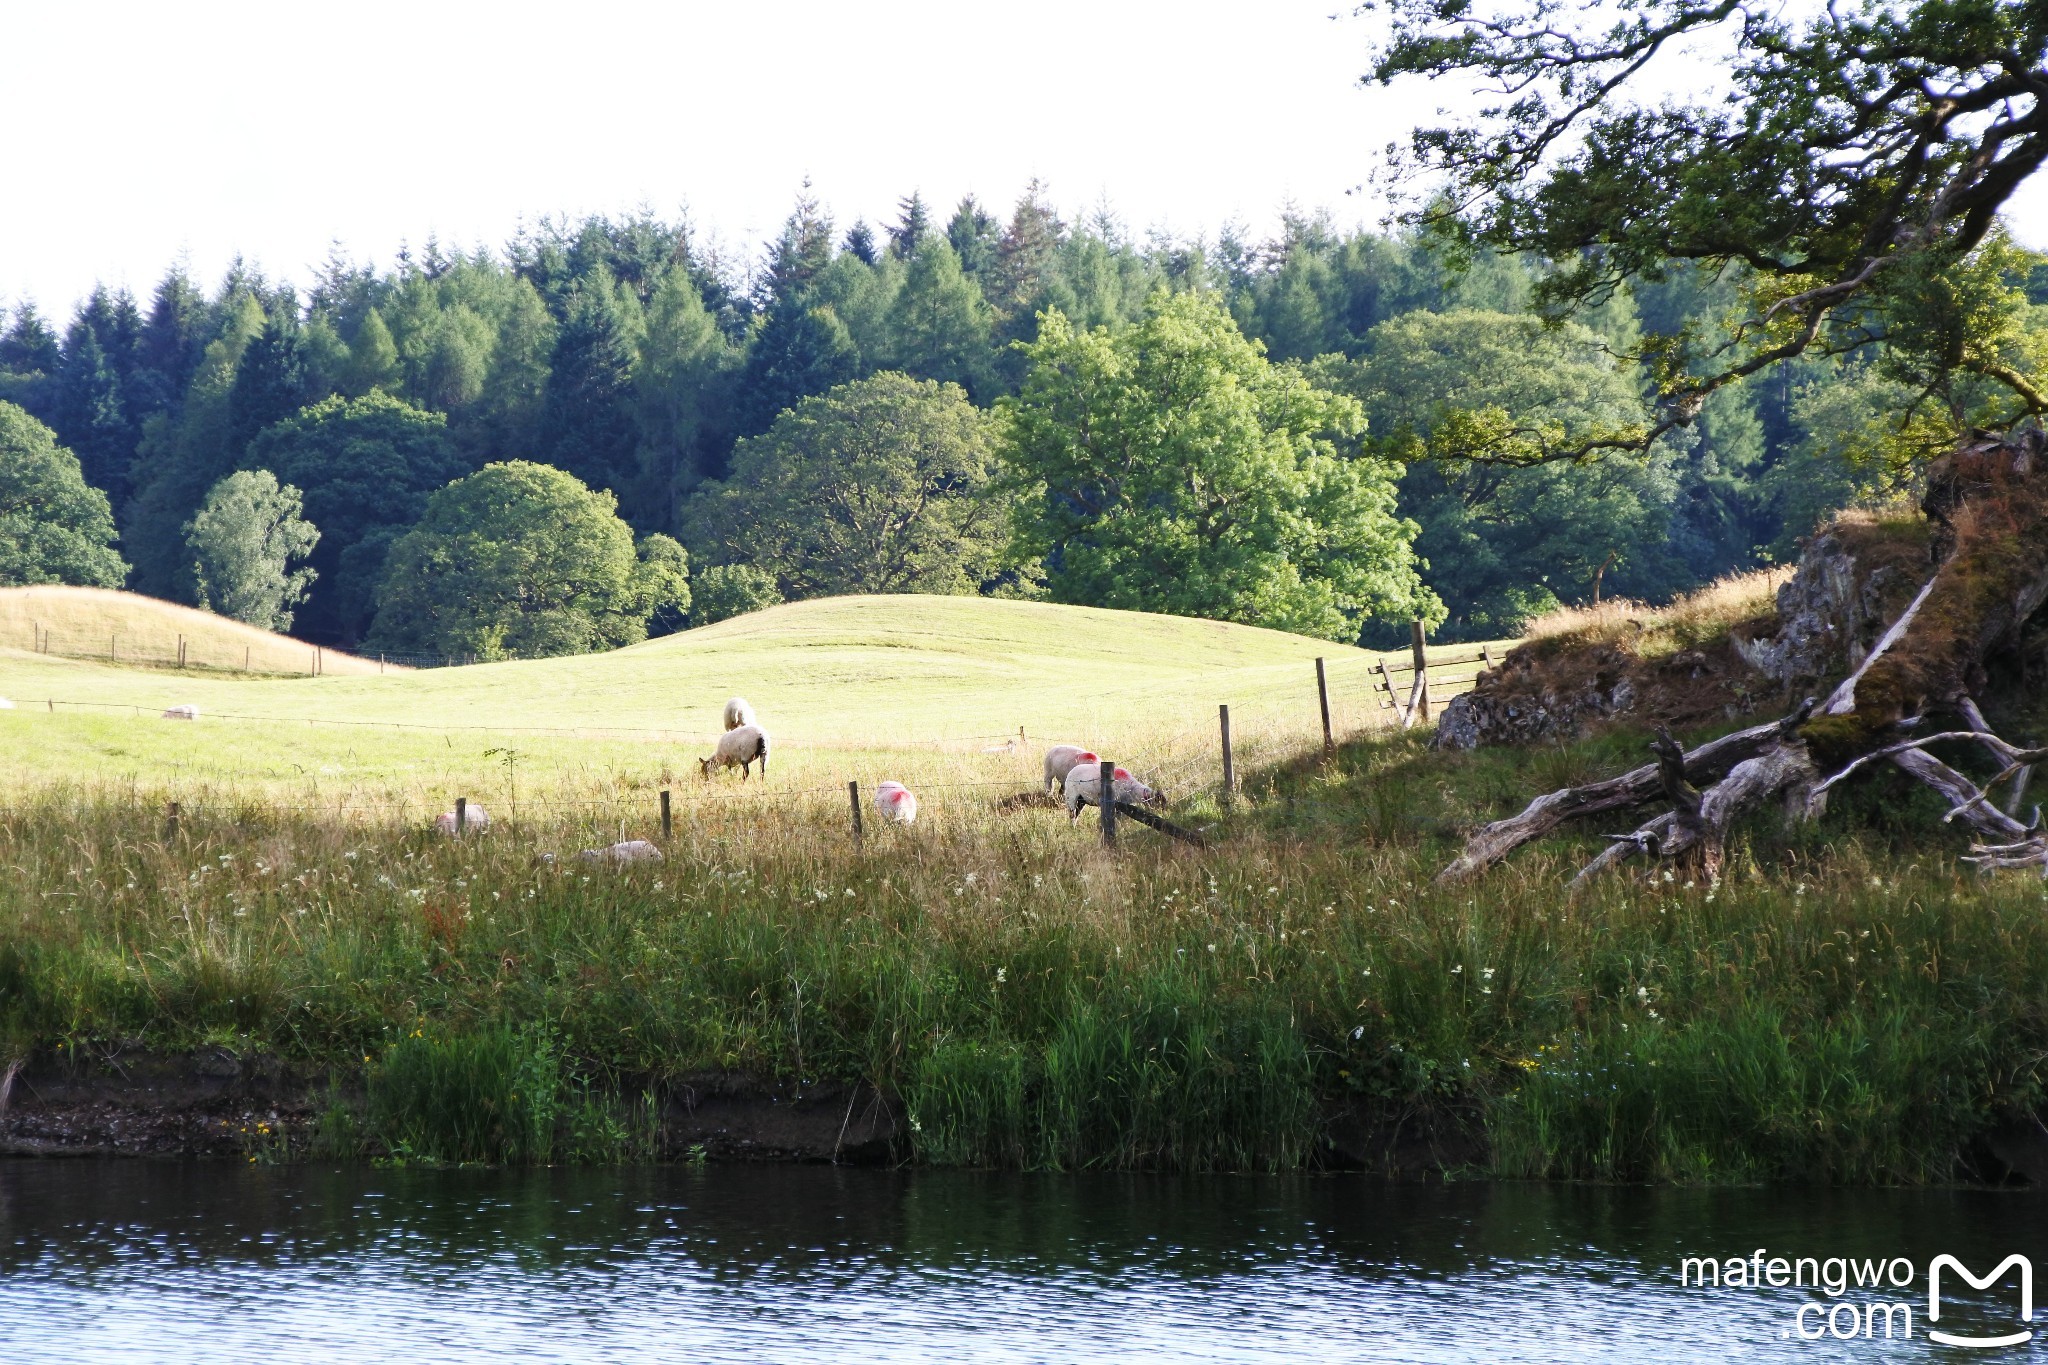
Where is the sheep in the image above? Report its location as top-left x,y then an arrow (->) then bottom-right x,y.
1063,763 -> 1165,821
723,696 -> 756,731
162,704 -> 200,720
874,780 -> 918,825
0,697 -> 13,709
700,723 -> 770,780
578,839 -> 664,864
432,803 -> 491,835
1042,744 -> 1101,795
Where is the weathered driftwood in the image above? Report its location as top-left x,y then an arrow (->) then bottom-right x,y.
1437,719 -> 1788,882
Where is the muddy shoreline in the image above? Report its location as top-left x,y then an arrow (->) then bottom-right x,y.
0,1048 -> 1484,1174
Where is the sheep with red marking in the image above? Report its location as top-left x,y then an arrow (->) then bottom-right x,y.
874,780 -> 918,825
700,723 -> 770,781
1042,744 -> 1100,795
1063,764 -> 1164,821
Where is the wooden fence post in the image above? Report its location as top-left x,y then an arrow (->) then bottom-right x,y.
1315,656 -> 1334,757
660,789 -> 672,841
848,780 -> 864,847
1409,619 -> 1431,723
1098,759 -> 1117,848
1219,704 -> 1235,804
454,796 -> 468,836
177,634 -> 186,668
379,653 -> 386,674
165,801 -> 180,842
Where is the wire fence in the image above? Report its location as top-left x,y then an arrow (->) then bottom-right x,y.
6,615 -> 402,677
3,635 -> 1497,844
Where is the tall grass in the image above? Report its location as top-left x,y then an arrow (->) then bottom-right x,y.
2,723 -> 2044,1180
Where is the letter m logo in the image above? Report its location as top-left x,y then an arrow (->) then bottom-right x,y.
1929,1254 -> 2033,1349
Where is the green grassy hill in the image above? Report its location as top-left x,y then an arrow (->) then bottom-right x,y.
0,593 -> 1492,802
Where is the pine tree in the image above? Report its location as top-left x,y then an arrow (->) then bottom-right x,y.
733,303 -> 860,439
889,192 -> 932,259
888,241 -> 995,400
756,183 -> 835,311
540,284 -> 639,498
991,180 -> 1065,318
946,196 -> 999,279
226,313 -> 309,456
52,323 -> 132,501
0,305 -> 62,423
137,269 -> 209,414
842,220 -> 880,266
636,269 -> 738,516
341,309 -> 401,396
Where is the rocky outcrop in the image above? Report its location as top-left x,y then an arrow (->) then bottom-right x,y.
1437,515 -> 1929,751
1731,530 -> 1904,687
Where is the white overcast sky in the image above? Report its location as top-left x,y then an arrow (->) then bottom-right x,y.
5,0 -> 2044,317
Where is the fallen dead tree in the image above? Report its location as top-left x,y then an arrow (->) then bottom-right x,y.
1440,427 -> 2048,886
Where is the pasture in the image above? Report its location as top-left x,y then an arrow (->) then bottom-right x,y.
0,593 -> 1493,824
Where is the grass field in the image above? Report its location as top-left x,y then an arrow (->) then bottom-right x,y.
0,593 -> 1495,816
8,589 -> 2038,1182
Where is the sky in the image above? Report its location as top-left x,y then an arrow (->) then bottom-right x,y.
5,0 -> 2044,318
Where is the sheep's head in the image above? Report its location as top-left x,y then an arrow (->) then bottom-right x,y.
698,756 -> 716,778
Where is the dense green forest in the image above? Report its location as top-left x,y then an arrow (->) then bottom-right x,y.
6,185 -> 2046,653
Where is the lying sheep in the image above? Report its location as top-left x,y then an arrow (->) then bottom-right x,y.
1042,744 -> 1100,794
874,780 -> 918,825
1063,764 -> 1165,821
579,839 -> 664,864
723,696 -> 755,731
701,723 -> 770,780
433,803 -> 491,835
162,704 -> 200,720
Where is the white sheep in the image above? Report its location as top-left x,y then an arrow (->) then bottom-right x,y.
162,704 -> 200,720
0,697 -> 14,709
433,803 -> 491,835
874,780 -> 918,825
1042,744 -> 1101,794
578,839 -> 664,864
701,723 -> 770,780
1063,763 -> 1164,821
723,696 -> 756,731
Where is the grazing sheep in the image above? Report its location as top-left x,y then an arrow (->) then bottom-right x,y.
1042,744 -> 1100,794
433,803 -> 491,835
162,704 -> 200,720
723,696 -> 756,731
1063,764 -> 1164,821
579,839 -> 664,864
700,723 -> 770,780
874,780 -> 919,825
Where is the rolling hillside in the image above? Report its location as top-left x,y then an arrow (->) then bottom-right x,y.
0,593 -> 1493,799
0,585 -> 386,676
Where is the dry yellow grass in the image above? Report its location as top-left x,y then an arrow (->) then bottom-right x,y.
0,585 -> 388,677
1519,567 -> 1791,659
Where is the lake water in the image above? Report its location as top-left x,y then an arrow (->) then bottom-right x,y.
0,1163 -> 2041,1362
